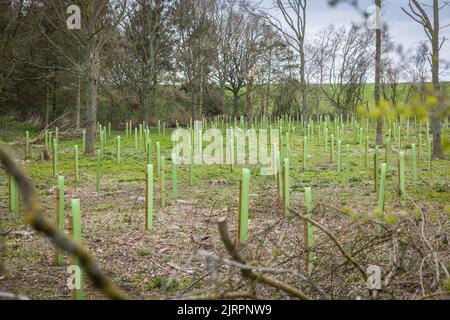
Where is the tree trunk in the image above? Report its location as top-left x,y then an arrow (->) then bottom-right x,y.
85,41 -> 99,155
247,65 -> 255,124
246,81 -> 253,124
375,0 -> 383,145
431,0 -> 442,158
219,80 -> 225,114
232,90 -> 239,118
76,74 -> 81,128
143,89 -> 150,124
300,42 -> 308,123
51,69 -> 57,122
44,75 -> 50,127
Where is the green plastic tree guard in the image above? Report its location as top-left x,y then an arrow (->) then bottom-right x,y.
147,140 -> 152,165
53,139 -> 58,177
82,129 -> 86,153
160,156 -> 165,208
116,136 -> 121,164
239,168 -> 250,243
398,151 -> 405,207
156,142 -> 161,178
377,163 -> 387,232
56,176 -> 65,265
74,145 -> 79,183
304,187 -> 315,273
303,136 -> 308,170
189,144 -> 194,186
345,144 -> 350,182
330,134 -> 335,163
365,135 -> 369,167
283,158 -> 290,217
100,128 -> 103,152
172,160 -> 178,198
71,199 -> 83,300
411,143 -> 417,183
385,138 -> 390,172
418,133 -> 422,162
134,127 -> 138,149
285,132 -> 289,159
277,145 -> 282,196
337,140 -> 342,174
96,150 -> 101,192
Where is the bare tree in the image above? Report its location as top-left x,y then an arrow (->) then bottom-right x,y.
212,1 -> 264,119
406,42 -> 431,104
256,0 -> 308,122
256,25 -> 289,117
35,0 -> 127,155
317,24 -> 374,115
374,0 -> 383,145
173,0 -> 217,119
402,0 -> 449,158
305,25 -> 334,115
107,0 -> 173,124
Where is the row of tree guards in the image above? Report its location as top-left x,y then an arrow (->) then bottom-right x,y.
53,174 -> 83,298
8,114 -> 446,299
15,116 -> 438,227
16,115 -> 438,217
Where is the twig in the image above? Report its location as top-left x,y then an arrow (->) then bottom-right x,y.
183,291 -> 256,300
217,217 -> 312,300
179,269 -> 216,295
200,250 -> 331,299
29,112 -> 71,144
0,144 -> 128,300
289,208 -> 368,280
418,291 -> 450,300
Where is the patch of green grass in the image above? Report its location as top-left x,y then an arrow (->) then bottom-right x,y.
138,248 -> 151,257
146,276 -> 180,292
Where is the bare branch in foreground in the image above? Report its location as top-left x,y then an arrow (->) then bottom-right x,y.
0,144 -> 128,300
217,217 -> 312,300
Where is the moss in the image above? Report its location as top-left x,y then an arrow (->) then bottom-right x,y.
384,213 -> 399,225
146,276 -> 180,292
138,248 -> 151,257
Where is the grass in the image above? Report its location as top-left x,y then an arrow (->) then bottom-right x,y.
0,115 -> 448,299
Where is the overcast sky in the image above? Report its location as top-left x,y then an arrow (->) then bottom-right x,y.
260,0 -> 450,80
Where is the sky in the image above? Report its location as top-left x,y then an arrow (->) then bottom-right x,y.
260,0 -> 450,80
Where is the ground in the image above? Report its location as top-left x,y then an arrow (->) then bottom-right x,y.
0,116 -> 449,300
